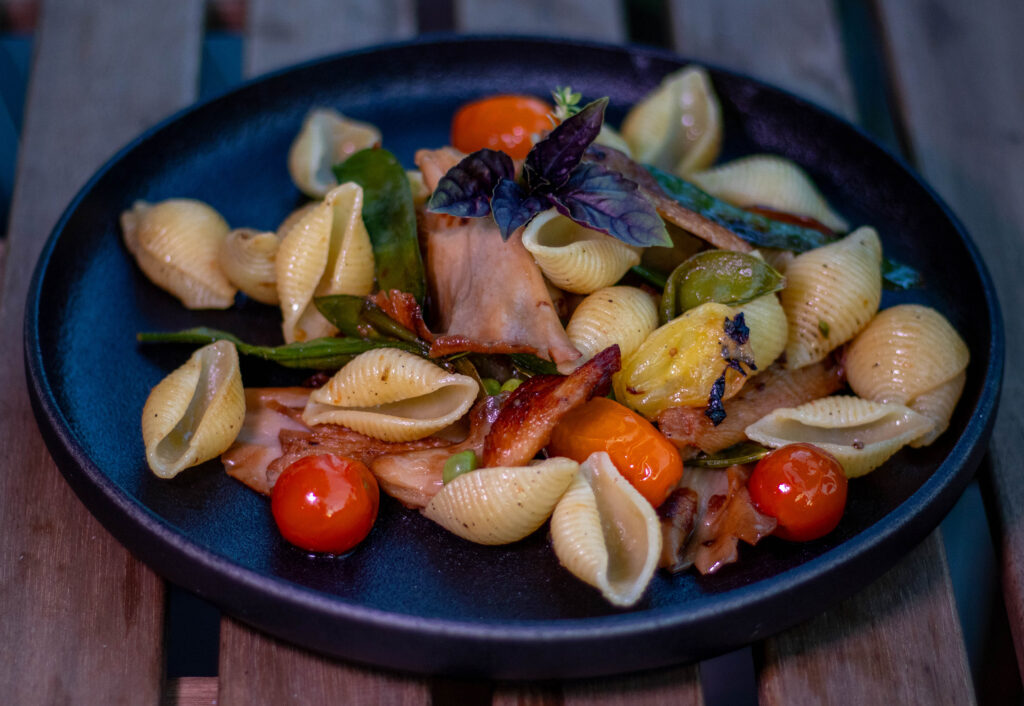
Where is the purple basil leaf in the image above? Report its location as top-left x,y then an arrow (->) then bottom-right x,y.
491,177 -> 547,240
426,149 -> 514,218
524,97 -> 607,192
549,162 -> 671,247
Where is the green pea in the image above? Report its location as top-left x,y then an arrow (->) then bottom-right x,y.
442,450 -> 479,484
499,378 -> 523,393
481,378 -> 502,396
660,250 -> 784,323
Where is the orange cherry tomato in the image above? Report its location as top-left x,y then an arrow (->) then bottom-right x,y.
451,94 -> 553,160
548,397 -> 684,507
271,454 -> 379,554
748,443 -> 848,542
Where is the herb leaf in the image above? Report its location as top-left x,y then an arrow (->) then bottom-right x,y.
491,177 -> 548,240
524,97 -> 608,192
549,162 -> 670,247
426,148 -> 514,218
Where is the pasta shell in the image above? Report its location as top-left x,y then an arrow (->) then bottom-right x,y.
689,155 -> 849,232
521,209 -> 641,294
276,182 -> 375,342
551,452 -> 661,607
566,286 -> 658,365
846,305 -> 969,447
620,65 -> 722,175
745,396 -> 934,478
781,226 -> 882,369
218,228 -> 281,305
302,349 -> 478,442
141,340 -> 245,479
288,108 -> 381,197
121,199 -> 235,309
731,293 -> 788,372
422,457 -> 579,545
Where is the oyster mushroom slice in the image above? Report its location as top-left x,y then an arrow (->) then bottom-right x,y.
142,340 -> 245,478
551,451 -> 662,607
745,395 -> 934,478
422,457 -> 579,545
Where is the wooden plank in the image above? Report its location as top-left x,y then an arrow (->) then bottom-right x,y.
455,0 -> 626,42
161,677 -> 219,706
877,0 -> 1024,675
216,4 -> 432,704
0,0 -> 204,703
668,1 -> 973,702
244,0 -> 416,76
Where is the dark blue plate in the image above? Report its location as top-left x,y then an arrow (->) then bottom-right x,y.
24,37 -> 1002,678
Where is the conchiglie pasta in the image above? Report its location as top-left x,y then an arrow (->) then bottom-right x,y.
566,286 -> 658,365
689,155 -> 849,232
302,348 -> 478,442
218,228 -> 280,305
745,396 -> 933,478
521,210 -> 641,294
121,199 -> 235,309
731,293 -> 787,372
288,108 -> 381,197
846,304 -> 969,446
551,452 -> 661,607
781,226 -> 882,369
423,457 -> 579,545
276,182 -> 375,342
142,340 -> 245,478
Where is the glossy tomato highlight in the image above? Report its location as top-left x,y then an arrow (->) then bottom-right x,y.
548,397 -> 683,507
450,94 -> 553,160
748,443 -> 847,542
271,454 -> 380,554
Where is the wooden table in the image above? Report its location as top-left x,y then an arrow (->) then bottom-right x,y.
1,1 -> 1019,703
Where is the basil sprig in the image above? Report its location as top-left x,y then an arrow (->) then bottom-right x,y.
427,97 -> 670,248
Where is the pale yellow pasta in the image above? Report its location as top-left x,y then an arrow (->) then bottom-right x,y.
142,340 -> 245,479
566,286 -> 658,366
218,228 -> 281,305
521,210 -> 641,294
302,349 -> 478,442
780,226 -> 882,368
276,202 -> 317,238
121,198 -> 235,309
745,396 -> 934,478
276,182 -> 375,342
689,155 -> 849,232
422,457 -> 579,545
731,293 -> 787,372
620,65 -> 722,175
288,108 -> 381,197
846,304 -> 970,446
550,452 -> 661,607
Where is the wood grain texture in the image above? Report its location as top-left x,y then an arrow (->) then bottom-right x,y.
668,0 -> 857,120
162,677 -> 218,706
668,0 -> 974,701
0,0 -> 204,703
245,0 -> 417,76
218,618 -> 429,706
758,532 -> 973,704
877,0 -> 1024,676
455,0 -> 626,42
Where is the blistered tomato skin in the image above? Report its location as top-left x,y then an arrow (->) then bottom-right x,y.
451,95 -> 553,160
548,396 -> 684,507
271,454 -> 380,554
748,443 -> 847,542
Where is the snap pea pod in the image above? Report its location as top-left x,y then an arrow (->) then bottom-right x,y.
442,450 -> 479,484
688,442 -> 771,468
333,149 -> 426,304
137,327 -> 421,370
660,250 -> 785,323
313,294 -> 376,338
509,353 -> 560,376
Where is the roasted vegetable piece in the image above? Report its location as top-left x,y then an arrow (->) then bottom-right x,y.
333,149 -> 426,304
548,397 -> 683,507
660,250 -> 784,323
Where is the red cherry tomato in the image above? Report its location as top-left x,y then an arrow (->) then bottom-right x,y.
548,397 -> 684,507
271,454 -> 379,554
451,95 -> 553,160
748,443 -> 847,542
